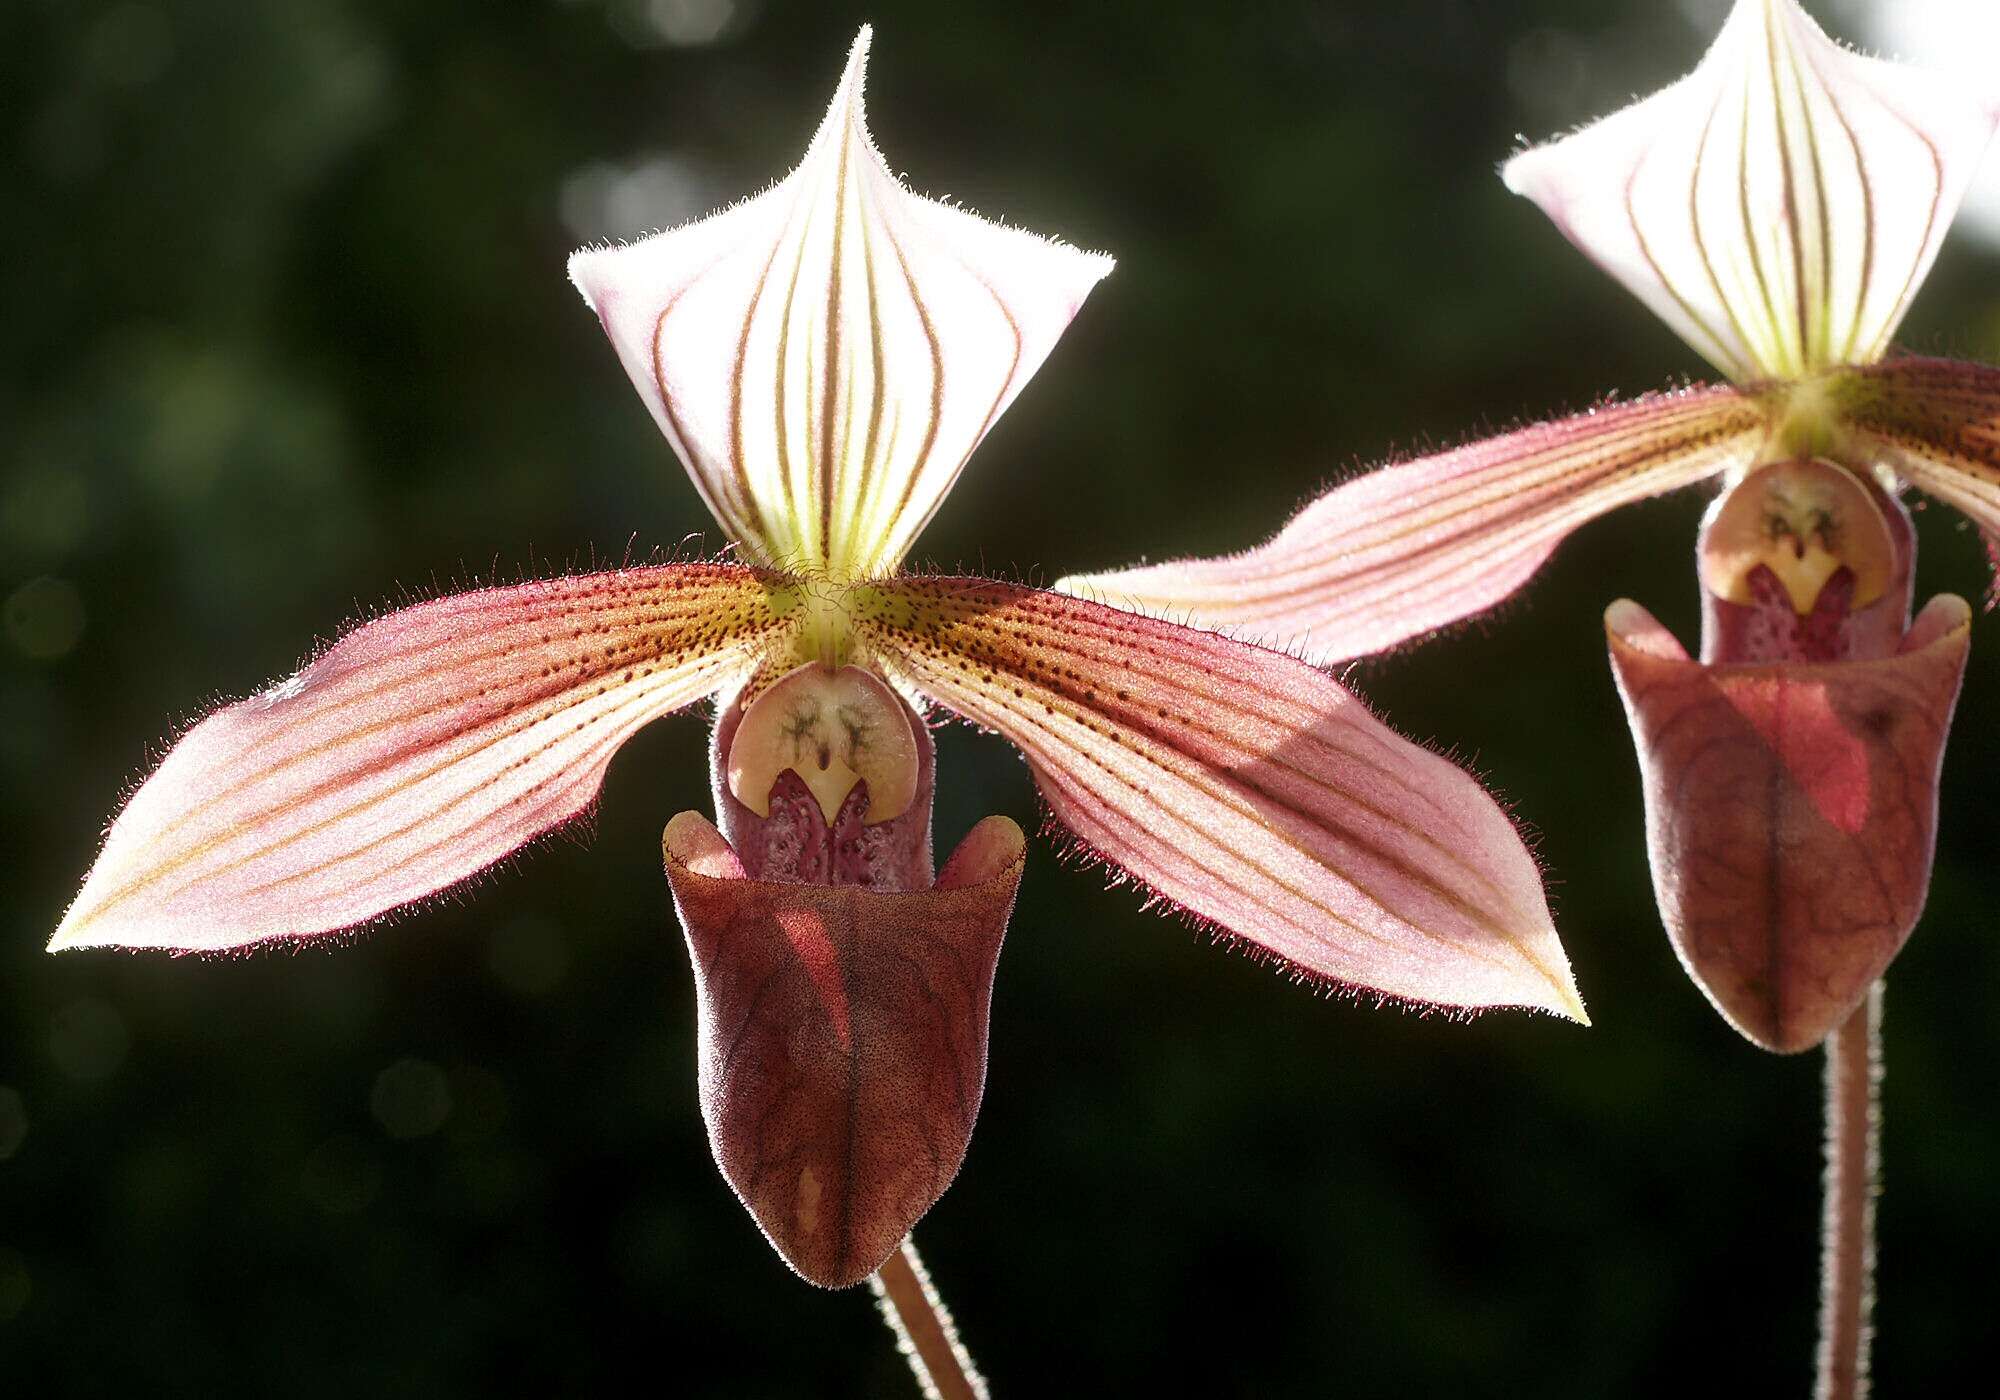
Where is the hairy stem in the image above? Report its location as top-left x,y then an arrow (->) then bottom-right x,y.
871,1235 -> 988,1400
1816,982 -> 1882,1400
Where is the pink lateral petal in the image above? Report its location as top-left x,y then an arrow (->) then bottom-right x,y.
1057,385 -> 1765,664
1831,357 -> 2000,571
852,577 -> 1585,1019
1606,593 -> 1970,1053
663,809 -> 1025,1289
54,566 -> 792,953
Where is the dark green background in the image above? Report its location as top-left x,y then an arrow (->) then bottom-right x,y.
4,0 -> 1994,1394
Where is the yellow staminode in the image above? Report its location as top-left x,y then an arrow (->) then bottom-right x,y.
1698,459 -> 1895,613
727,662 -> 922,825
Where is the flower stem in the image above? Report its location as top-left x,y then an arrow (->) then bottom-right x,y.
1816,982 -> 1882,1400
870,1235 -> 989,1400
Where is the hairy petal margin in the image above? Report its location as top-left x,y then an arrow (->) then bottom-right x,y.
1831,357 -> 2000,566
1058,386 -> 1766,665
53,566 -> 791,952
852,577 -> 1586,1019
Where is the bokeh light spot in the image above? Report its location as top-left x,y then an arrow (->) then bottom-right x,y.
558,154 -> 723,243
4,578 -> 87,661
370,1058 -> 453,1139
604,0 -> 746,50
1674,0 -> 1730,30
646,0 -> 734,46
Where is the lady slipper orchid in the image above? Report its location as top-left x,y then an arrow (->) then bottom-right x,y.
50,29 -> 1583,1293
1063,0 -> 2000,1057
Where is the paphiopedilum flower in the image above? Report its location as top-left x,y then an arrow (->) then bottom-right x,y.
51,30 -> 1582,1288
1062,0 -> 2000,1054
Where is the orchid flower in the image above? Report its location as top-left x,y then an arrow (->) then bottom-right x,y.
50,29 -> 1582,1293
1064,0 -> 2000,1058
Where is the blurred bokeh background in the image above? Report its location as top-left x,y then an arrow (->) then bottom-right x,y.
4,0 -> 1996,1394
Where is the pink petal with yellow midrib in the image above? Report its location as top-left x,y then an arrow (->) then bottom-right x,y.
1059,386 -> 1765,665
54,566 -> 790,952
854,577 -> 1585,1019
1833,358 -> 2000,562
